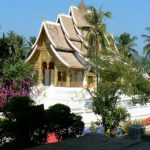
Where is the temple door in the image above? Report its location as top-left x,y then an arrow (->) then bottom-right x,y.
88,76 -> 93,88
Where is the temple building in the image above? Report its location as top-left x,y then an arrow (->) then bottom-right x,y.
26,6 -> 96,88
26,5 -> 150,126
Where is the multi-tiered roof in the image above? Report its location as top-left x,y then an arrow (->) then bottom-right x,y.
26,6 -> 91,69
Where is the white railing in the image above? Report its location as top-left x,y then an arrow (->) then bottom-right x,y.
31,86 -> 150,127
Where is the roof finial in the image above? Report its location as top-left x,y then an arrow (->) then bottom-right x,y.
70,3 -> 73,7
57,9 -> 61,15
78,0 -> 87,12
42,16 -> 45,22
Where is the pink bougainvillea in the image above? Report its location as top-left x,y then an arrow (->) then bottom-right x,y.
0,77 -> 34,107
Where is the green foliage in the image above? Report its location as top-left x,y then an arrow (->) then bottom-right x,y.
141,27 -> 150,58
120,119 -> 144,134
26,36 -> 36,57
46,104 -> 84,139
91,53 -> 150,131
0,31 -> 35,82
81,6 -> 112,57
0,31 -> 36,62
0,37 -> 11,59
0,32 -> 35,107
4,96 -> 34,112
89,120 -> 100,132
140,58 -> 150,75
4,31 -> 27,59
46,103 -> 71,125
2,58 -> 33,81
1,96 -> 45,149
115,32 -> 138,61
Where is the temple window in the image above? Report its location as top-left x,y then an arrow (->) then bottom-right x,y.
62,71 -> 66,82
58,71 -> 62,82
71,71 -> 75,82
49,62 -> 54,69
42,62 -> 47,69
76,71 -> 83,82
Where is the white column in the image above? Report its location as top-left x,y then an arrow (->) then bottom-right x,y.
44,69 -> 50,86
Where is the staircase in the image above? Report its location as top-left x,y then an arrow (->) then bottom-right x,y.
31,86 -> 150,128
32,86 -> 91,110
31,86 -> 100,127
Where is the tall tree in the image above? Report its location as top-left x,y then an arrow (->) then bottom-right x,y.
115,32 -> 138,61
0,31 -> 35,107
27,36 -> 36,48
92,55 -> 150,134
80,6 -> 112,92
26,36 -> 36,57
7,31 -> 27,59
81,6 -> 112,57
141,27 -> 150,59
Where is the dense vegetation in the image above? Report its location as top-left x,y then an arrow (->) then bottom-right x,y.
0,1 -> 150,149
80,4 -> 150,134
0,32 -> 36,107
0,97 -> 84,149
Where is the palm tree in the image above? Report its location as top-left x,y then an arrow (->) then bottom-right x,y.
80,6 -> 112,91
115,32 -> 138,60
7,31 -> 27,59
26,36 -> 36,57
81,6 -> 112,57
141,27 -> 150,59
27,36 -> 36,48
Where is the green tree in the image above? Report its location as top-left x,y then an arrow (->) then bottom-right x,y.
80,5 -> 150,136
0,35 -> 11,59
0,31 -> 30,62
81,6 -> 112,91
0,32 -> 35,107
92,58 -> 129,131
7,31 -> 27,59
46,104 -> 84,140
0,35 -> 11,74
115,32 -> 138,61
2,58 -> 33,81
27,36 -> 36,48
92,56 -> 150,133
81,6 -> 112,57
26,36 -> 36,57
2,96 -> 45,149
141,27 -> 150,59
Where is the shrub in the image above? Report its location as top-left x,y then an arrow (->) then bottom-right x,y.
120,119 -> 144,134
89,120 -> 100,133
45,104 -> 84,140
1,96 -> 45,149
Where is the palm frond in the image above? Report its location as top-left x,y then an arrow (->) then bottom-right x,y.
143,44 -> 150,54
80,26 -> 92,31
141,34 -> 150,39
104,12 -> 112,19
145,27 -> 150,32
129,48 -> 138,55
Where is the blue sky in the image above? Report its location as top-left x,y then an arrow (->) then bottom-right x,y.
0,0 -> 150,55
